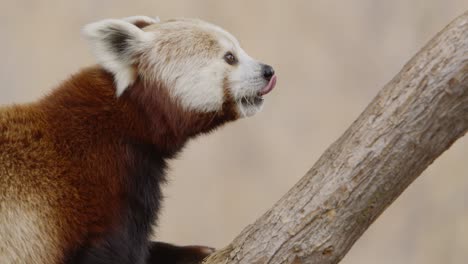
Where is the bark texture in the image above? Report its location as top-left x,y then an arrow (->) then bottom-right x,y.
203,11 -> 468,264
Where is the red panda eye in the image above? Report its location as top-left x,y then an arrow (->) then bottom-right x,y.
224,52 -> 237,65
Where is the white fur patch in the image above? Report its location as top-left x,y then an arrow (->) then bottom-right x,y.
170,61 -> 226,112
82,17 -> 156,96
220,40 -> 266,117
197,22 -> 268,117
139,21 -> 228,112
143,53 -> 226,112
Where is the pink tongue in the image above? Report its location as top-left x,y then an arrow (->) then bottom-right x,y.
259,75 -> 277,96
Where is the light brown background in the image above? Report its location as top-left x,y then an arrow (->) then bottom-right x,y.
1,1 -> 467,263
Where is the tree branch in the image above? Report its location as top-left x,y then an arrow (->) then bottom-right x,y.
203,11 -> 468,264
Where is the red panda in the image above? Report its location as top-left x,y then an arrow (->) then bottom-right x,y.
0,16 -> 277,264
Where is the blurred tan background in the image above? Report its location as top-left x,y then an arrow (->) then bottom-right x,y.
1,1 -> 467,263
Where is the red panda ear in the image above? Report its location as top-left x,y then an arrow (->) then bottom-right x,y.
82,17 -> 156,96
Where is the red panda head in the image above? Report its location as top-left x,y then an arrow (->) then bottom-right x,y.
82,16 -> 276,120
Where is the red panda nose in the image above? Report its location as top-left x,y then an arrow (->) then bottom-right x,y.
262,64 -> 275,81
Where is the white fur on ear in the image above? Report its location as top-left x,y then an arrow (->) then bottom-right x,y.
82,18 -> 155,96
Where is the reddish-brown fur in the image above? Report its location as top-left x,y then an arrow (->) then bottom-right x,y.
0,66 -> 238,263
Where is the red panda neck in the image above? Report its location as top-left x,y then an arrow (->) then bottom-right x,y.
125,74 -> 239,150
39,66 -> 237,155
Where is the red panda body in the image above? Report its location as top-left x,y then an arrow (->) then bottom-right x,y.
0,15 -> 276,264
0,67 -> 237,263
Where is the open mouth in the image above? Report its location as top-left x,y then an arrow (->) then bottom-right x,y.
237,75 -> 277,117
239,75 -> 277,108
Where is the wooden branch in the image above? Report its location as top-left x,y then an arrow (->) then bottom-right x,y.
203,11 -> 468,264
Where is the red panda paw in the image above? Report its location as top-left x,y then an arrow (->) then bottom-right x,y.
147,241 -> 215,264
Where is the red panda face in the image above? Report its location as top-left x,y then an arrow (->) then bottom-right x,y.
83,16 -> 276,119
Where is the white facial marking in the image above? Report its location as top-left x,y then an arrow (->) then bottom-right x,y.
197,22 -> 272,117
140,30 -> 225,112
